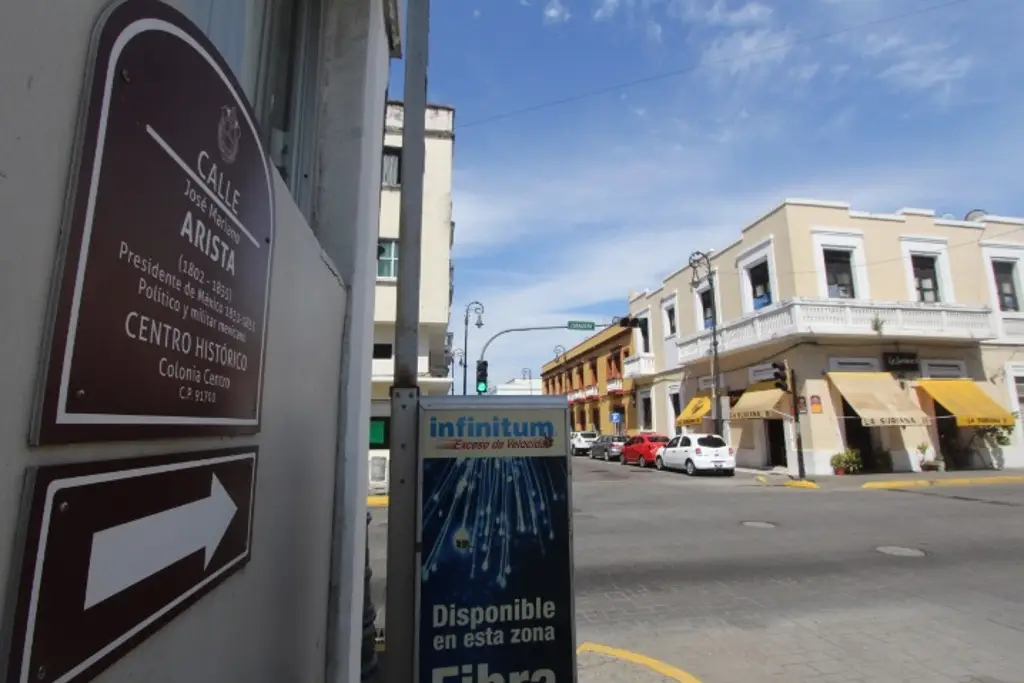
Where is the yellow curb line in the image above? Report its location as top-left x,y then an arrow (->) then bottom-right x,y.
862,475 -> 1024,490
577,642 -> 703,683
367,495 -> 389,508
784,480 -> 820,489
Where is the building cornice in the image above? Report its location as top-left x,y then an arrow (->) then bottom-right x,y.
383,0 -> 402,58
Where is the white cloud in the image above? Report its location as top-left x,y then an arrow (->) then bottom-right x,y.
543,0 -> 571,24
701,27 -> 793,75
790,63 -> 820,81
646,20 -> 663,43
593,0 -> 619,21
704,0 -> 772,26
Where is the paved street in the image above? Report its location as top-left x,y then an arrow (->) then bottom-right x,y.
369,457 -> 1024,683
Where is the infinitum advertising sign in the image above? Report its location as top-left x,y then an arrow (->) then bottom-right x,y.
417,396 -> 576,683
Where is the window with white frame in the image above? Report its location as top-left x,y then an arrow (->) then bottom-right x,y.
377,239 -> 399,279
382,146 -> 402,187
635,312 -> 651,353
661,297 -> 678,337
813,229 -> 869,300
900,236 -> 953,304
640,391 -> 653,430
699,290 -> 714,329
993,261 -> 1019,312
921,360 -> 966,378
735,237 -> 778,314
828,357 -> 880,372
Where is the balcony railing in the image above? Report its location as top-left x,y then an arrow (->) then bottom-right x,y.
677,298 -> 996,363
568,389 -> 585,403
623,352 -> 655,378
606,378 -> 624,393
584,385 -> 599,398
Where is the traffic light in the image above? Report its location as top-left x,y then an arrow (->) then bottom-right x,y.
618,316 -> 644,329
771,361 -> 789,392
476,360 -> 489,394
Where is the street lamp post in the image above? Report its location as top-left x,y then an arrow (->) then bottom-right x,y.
522,368 -> 533,395
689,251 -> 722,436
448,348 -> 464,395
462,301 -> 484,395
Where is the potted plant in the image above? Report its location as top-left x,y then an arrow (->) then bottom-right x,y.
917,442 -> 945,472
831,448 -> 863,475
830,452 -> 847,475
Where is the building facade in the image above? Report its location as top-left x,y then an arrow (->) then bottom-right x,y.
626,200 -> 1024,476
542,325 -> 637,433
1,0 -> 400,679
487,378 -> 544,396
368,102 -> 455,493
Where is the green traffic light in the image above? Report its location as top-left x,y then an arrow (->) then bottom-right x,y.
476,381 -> 488,393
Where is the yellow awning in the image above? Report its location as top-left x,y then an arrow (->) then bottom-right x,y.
917,379 -> 1016,427
730,381 -> 789,420
826,372 -> 931,427
676,391 -> 711,426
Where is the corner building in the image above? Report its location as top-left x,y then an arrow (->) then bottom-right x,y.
625,200 -> 1024,477
541,325 -> 637,434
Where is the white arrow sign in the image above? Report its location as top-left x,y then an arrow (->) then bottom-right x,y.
84,473 -> 237,610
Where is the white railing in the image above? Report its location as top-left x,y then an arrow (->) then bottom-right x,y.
584,385 -> 599,398
677,298 -> 996,363
568,389 -> 584,402
606,378 -> 624,392
623,353 -> 656,378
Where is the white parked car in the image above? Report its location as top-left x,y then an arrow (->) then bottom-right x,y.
570,431 -> 599,456
656,433 -> 735,476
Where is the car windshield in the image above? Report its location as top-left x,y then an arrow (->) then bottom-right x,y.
581,432 -> 598,439
611,436 -> 628,442
649,436 -> 669,443
697,435 -> 727,448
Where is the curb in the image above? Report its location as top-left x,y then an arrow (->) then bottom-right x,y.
367,495 -> 389,508
755,475 -> 819,489
577,642 -> 703,683
862,475 -> 1024,490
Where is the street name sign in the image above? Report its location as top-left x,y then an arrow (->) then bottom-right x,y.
1,448 -> 257,683
416,396 -> 577,683
31,0 -> 276,444
566,321 -> 595,331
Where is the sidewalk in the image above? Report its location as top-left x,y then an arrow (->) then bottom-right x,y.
578,643 -> 699,683
775,467 -> 1024,490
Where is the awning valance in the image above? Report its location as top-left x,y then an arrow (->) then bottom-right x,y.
826,372 -> 931,427
676,391 -> 711,427
917,379 -> 1015,427
730,381 -> 789,420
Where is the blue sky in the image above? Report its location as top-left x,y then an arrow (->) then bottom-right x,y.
392,0 -> 1024,389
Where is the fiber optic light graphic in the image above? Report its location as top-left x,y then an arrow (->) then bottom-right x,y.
421,456 -> 566,588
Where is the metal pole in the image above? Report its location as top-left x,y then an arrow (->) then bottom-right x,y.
462,301 -> 484,395
523,368 -> 533,395
709,269 -> 722,436
385,0 -> 429,679
479,324 -> 612,362
789,364 -> 807,479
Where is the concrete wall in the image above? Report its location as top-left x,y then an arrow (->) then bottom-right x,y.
0,0 -> 393,680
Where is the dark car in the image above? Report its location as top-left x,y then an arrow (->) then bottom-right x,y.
590,435 -> 629,461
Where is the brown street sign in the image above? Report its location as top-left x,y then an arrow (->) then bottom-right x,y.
2,448 -> 257,683
32,0 -> 276,444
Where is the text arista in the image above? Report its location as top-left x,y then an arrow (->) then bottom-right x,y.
181,210 -> 236,276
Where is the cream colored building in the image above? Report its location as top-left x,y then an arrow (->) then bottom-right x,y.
369,102 -> 456,492
625,200 -> 1024,476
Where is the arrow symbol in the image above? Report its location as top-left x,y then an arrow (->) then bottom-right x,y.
83,473 -> 237,610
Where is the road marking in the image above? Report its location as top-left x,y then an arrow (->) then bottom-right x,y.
862,475 -> 1024,490
784,480 -> 820,489
577,642 -> 703,683
368,495 -> 389,508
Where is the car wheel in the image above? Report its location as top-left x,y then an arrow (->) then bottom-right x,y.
685,459 -> 696,476
603,451 -> 610,462
570,447 -> 576,457
619,454 -> 627,465
723,469 -> 735,477
637,456 -> 646,468
588,449 -> 595,459
655,456 -> 664,471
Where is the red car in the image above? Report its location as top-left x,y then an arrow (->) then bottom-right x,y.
620,433 -> 670,467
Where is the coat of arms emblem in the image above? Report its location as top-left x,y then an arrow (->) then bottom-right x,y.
217,105 -> 242,164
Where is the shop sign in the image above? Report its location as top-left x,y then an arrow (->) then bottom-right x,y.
883,352 -> 919,373
809,395 -> 823,414
32,0 -> 275,444
797,396 -> 807,414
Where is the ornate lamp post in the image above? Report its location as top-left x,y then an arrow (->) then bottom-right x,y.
463,301 -> 484,395
689,251 -> 722,436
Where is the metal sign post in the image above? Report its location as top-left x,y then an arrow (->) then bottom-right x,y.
415,395 -> 577,683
